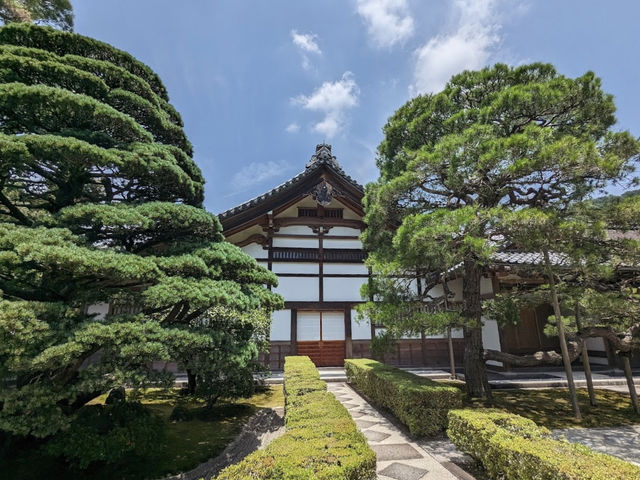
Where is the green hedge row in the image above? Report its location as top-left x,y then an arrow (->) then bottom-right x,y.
214,356 -> 376,480
345,358 -> 463,437
448,409 -> 640,480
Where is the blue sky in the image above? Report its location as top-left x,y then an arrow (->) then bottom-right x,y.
73,1 -> 640,213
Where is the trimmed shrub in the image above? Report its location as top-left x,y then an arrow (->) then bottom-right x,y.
448,409 -> 640,480
214,356 -> 376,480
345,358 -> 463,436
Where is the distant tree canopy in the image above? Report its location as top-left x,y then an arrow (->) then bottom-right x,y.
0,23 -> 282,440
0,0 -> 72,31
362,63 -> 639,398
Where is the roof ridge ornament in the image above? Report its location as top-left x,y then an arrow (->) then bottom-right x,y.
306,143 -> 343,172
308,179 -> 344,206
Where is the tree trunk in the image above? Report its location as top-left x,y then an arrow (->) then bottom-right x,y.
622,354 -> 639,414
187,369 -> 197,395
447,326 -> 457,380
544,250 -> 581,419
575,304 -> 596,406
462,260 -> 491,399
442,280 -> 457,380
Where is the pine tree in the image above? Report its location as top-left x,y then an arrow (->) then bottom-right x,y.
0,23 -> 282,438
362,63 -> 639,398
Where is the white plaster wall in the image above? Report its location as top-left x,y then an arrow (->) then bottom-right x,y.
270,309 -> 291,341
482,316 -> 503,367
274,196 -> 319,218
274,276 -> 319,301
323,238 -> 362,249
323,277 -> 366,302
351,309 -> 371,339
326,227 -> 361,236
586,337 -> 606,351
277,225 -> 314,235
272,262 -> 318,274
297,312 -> 320,340
585,337 -> 608,365
426,277 -> 463,302
240,243 -> 266,258
273,237 -> 319,248
481,277 -> 494,295
342,206 -> 361,220
87,302 -> 109,321
401,332 -> 422,339
322,312 -> 345,340
323,263 -> 368,275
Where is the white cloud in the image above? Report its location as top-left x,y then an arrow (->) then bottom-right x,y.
291,30 -> 321,54
285,122 -> 300,133
410,0 -> 504,95
292,72 -> 360,138
231,160 -> 291,190
291,30 -> 321,70
356,0 -> 414,48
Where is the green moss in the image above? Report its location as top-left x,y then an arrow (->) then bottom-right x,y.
1,386 -> 285,480
470,387 -> 640,429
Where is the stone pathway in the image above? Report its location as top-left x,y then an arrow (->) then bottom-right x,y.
552,425 -> 640,466
327,383 -> 465,480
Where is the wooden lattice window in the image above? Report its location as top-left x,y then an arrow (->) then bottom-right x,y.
298,208 -> 318,217
324,208 -> 343,218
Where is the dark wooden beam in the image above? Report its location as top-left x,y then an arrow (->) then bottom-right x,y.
345,308 -> 353,359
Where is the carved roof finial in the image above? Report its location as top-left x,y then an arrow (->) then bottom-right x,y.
306,143 -> 343,172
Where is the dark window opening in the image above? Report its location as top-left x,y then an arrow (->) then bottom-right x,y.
272,247 -> 366,263
324,208 -> 343,218
298,208 -> 318,217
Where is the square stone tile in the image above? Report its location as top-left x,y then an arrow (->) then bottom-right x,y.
364,429 -> 391,442
341,402 -> 358,409
379,462 -> 428,480
355,419 -> 378,429
373,444 -> 423,461
349,410 -> 365,418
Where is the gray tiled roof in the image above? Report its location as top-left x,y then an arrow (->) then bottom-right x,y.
493,251 -> 568,266
219,144 -> 363,219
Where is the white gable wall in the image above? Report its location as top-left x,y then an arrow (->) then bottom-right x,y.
270,309 -> 291,341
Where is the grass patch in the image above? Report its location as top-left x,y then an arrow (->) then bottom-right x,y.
1,385 -> 284,480
469,387 -> 640,429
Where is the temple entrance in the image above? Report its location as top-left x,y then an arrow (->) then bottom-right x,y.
296,311 -> 345,367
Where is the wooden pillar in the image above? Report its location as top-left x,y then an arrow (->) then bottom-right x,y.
291,309 -> 297,357
421,330 -> 428,366
345,308 -> 353,359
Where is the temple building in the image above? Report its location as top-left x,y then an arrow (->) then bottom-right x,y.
220,145 -> 491,369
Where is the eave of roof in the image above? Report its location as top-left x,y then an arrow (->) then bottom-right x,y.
218,144 -> 363,221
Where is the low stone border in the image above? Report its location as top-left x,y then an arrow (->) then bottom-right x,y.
160,406 -> 285,480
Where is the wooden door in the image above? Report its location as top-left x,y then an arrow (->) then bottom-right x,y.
296,311 -> 345,366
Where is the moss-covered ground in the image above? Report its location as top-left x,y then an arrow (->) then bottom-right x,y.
437,379 -> 640,430
1,385 -> 284,480
470,387 -> 640,429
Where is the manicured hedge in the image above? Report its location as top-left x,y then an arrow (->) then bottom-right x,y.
345,358 -> 463,436
448,409 -> 640,480
214,356 -> 376,480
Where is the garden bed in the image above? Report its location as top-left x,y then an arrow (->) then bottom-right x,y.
0,386 -> 284,480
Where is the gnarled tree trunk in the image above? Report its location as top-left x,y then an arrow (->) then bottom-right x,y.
462,260 -> 491,399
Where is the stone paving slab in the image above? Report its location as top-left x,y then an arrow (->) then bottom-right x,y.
327,382 -> 460,480
552,425 -> 640,466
